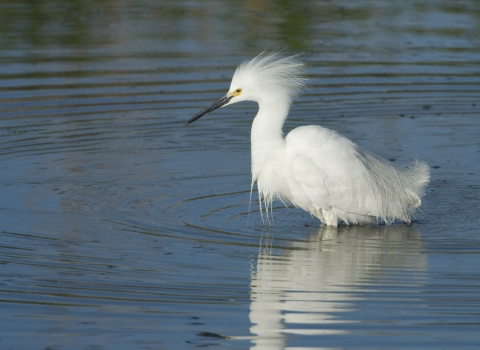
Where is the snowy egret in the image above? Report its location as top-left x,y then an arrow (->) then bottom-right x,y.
187,53 -> 430,226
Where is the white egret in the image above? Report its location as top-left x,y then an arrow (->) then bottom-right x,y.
187,53 -> 430,226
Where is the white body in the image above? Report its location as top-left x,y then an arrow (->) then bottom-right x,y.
190,53 -> 430,226
252,117 -> 429,226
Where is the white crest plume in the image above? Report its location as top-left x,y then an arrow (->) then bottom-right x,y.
230,52 -> 307,103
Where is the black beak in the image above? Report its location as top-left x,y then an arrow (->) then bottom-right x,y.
186,95 -> 233,125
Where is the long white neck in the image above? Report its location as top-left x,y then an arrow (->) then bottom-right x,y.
251,98 -> 290,181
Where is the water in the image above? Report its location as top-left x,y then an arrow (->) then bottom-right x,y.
1,1 -> 480,349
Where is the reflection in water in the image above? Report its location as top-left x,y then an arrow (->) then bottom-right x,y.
249,225 -> 426,349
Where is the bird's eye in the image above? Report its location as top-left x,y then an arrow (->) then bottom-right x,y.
235,88 -> 242,94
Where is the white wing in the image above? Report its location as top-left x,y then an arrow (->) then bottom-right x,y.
286,125 -> 375,216
288,155 -> 332,210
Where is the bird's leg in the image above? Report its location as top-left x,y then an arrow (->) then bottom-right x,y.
321,209 -> 338,227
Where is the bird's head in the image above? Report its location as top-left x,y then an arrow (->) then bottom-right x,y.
186,52 -> 306,125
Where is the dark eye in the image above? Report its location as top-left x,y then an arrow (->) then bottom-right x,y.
235,88 -> 242,94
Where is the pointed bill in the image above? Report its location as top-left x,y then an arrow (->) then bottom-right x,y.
186,95 -> 233,125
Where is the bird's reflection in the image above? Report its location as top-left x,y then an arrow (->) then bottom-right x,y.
249,225 -> 426,349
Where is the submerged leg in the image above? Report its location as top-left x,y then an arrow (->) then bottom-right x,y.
321,209 -> 338,227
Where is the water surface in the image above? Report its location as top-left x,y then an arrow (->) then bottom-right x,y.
1,1 -> 480,349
